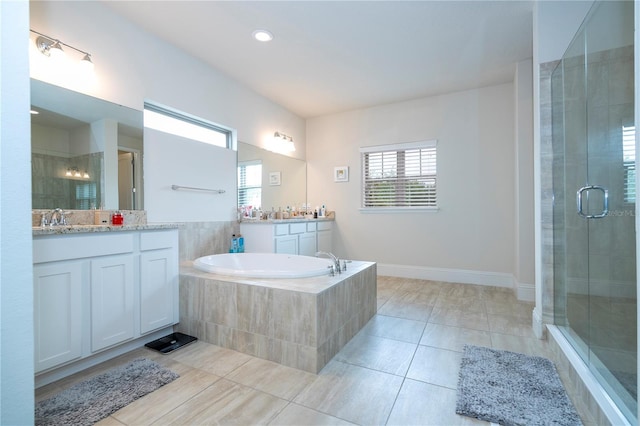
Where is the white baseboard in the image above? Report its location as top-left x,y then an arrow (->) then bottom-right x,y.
377,263 -> 515,288
532,306 -> 545,339
516,281 -> 535,302
35,326 -> 175,389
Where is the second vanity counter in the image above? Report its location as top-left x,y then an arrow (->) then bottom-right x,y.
240,217 -> 333,256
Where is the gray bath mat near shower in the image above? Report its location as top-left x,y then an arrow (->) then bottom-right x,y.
456,345 -> 582,426
35,358 -> 179,426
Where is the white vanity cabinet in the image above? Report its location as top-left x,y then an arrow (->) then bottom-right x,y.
90,255 -> 135,352
33,228 -> 178,375
240,220 -> 332,255
33,261 -> 83,372
317,221 -> 333,253
139,231 -> 179,334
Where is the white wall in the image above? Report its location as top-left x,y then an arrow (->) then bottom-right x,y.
307,84 -> 517,286
144,128 -> 237,222
1,1 -> 35,423
29,1 -> 306,221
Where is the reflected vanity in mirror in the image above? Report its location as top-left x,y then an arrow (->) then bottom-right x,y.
31,79 -> 143,210
237,142 -> 306,215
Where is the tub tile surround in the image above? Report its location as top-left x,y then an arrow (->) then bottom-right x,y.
177,221 -> 238,262
177,261 -> 377,373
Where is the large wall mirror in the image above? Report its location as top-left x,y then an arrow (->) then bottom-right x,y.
237,142 -> 306,213
31,79 -> 143,210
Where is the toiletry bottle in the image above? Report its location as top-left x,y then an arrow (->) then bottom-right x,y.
238,234 -> 245,253
314,209 -> 318,219
230,234 -> 238,253
320,205 -> 326,217
112,211 -> 124,226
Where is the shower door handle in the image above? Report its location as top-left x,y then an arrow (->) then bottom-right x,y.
577,185 -> 609,219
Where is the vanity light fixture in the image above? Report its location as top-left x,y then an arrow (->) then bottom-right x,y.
252,29 -> 274,42
65,166 -> 89,179
31,29 -> 94,69
273,131 -> 295,152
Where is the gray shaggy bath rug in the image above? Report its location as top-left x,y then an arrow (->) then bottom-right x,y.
35,358 -> 179,426
456,345 -> 582,426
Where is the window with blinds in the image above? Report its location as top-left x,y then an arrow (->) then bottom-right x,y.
360,140 -> 437,210
75,183 -> 97,210
238,161 -> 262,208
623,125 -> 636,203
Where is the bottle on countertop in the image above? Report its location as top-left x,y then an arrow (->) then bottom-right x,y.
320,204 -> 326,217
237,234 -> 245,253
111,210 -> 124,226
230,234 -> 238,253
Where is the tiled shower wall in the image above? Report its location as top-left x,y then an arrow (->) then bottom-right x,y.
539,59 -> 559,329
31,152 -> 103,209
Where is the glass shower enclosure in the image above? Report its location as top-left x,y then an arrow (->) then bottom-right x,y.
552,1 -> 636,422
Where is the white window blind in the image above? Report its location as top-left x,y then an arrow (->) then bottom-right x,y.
361,140 -> 437,209
623,125 -> 635,203
238,161 -> 262,208
75,183 -> 97,210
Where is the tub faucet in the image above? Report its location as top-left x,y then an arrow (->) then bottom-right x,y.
316,251 -> 341,274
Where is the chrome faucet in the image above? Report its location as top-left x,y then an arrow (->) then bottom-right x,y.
48,208 -> 68,226
316,251 -> 341,274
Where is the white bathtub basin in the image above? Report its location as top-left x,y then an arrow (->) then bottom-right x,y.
193,253 -> 333,278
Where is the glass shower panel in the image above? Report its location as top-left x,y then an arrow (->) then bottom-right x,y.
585,1 -> 636,416
553,1 -> 636,422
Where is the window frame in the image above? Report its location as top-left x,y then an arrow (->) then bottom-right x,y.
359,139 -> 438,213
237,160 -> 263,209
143,102 -> 235,150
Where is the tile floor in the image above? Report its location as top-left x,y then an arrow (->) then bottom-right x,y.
36,276 -> 593,425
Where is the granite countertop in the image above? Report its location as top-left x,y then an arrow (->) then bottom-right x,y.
240,215 -> 335,225
32,223 -> 179,236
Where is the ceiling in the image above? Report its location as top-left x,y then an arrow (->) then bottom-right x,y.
103,1 -> 534,119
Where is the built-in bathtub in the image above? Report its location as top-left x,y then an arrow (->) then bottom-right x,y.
193,253 -> 333,278
178,254 -> 377,373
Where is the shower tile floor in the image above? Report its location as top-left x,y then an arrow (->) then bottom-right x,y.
36,277 -> 596,425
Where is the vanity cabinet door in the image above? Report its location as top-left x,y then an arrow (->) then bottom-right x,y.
299,232 -> 317,256
140,248 -> 177,334
317,222 -> 333,253
34,262 -> 83,373
90,255 -> 135,352
275,234 -> 298,254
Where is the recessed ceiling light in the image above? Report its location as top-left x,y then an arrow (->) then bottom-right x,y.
252,29 -> 273,42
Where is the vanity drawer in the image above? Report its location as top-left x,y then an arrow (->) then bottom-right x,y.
275,224 -> 289,236
306,222 -> 317,232
140,229 -> 178,251
289,223 -> 307,234
34,233 -> 134,263
318,221 -> 332,231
